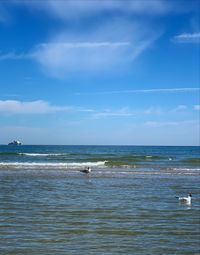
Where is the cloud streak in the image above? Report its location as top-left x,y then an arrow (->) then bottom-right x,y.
173,32 -> 200,43
38,42 -> 131,49
76,87 -> 200,95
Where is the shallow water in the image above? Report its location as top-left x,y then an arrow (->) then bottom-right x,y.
0,168 -> 199,255
0,145 -> 199,254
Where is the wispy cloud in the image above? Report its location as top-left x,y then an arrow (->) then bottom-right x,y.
173,32 -> 200,43
18,0 -> 172,20
91,105 -> 181,119
32,40 -> 134,74
144,120 -> 198,128
0,0 -> 164,76
0,51 -> 29,60
38,42 -> 131,49
90,104 -> 199,120
0,23 -> 160,75
30,18 -> 160,75
92,108 -> 135,119
144,106 -> 163,115
0,100 -> 92,114
171,105 -> 188,113
145,121 -> 178,127
1,1 -> 198,77
76,87 -> 200,95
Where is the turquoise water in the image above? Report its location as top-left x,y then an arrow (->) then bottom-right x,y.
0,146 -> 199,254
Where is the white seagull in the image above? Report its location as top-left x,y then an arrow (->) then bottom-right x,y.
176,193 -> 192,204
80,167 -> 91,174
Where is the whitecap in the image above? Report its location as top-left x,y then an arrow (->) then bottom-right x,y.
0,161 -> 107,169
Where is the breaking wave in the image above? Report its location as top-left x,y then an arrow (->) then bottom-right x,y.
0,161 -> 107,169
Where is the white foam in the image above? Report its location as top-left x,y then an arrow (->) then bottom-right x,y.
21,153 -> 63,156
171,167 -> 200,171
0,161 -> 107,169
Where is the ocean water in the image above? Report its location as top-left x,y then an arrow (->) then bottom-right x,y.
0,145 -> 199,254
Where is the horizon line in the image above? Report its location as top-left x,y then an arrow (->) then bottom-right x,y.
0,144 -> 199,147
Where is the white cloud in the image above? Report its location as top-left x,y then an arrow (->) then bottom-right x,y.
30,18 -> 160,76
0,19 -> 160,76
0,100 -> 92,114
1,0 -> 198,77
32,40 -> 133,74
1,1 -> 166,76
173,32 -> 200,43
0,100 -> 65,114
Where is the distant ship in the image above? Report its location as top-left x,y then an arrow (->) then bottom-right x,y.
8,140 -> 22,145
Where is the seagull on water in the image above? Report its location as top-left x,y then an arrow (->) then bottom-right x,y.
176,193 -> 192,204
80,167 -> 91,174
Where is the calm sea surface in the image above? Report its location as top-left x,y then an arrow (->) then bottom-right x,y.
0,145 -> 199,254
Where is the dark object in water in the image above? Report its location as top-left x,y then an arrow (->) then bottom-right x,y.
80,167 -> 91,174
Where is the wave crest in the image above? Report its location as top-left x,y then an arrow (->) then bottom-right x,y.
0,161 -> 107,169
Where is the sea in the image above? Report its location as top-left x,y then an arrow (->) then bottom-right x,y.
0,145 -> 199,255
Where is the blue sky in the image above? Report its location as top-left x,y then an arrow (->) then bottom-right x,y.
0,0 -> 199,145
